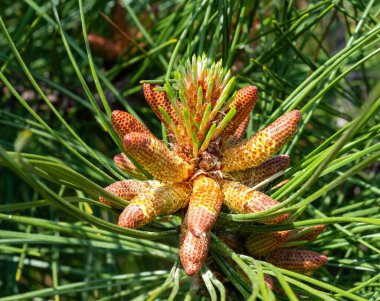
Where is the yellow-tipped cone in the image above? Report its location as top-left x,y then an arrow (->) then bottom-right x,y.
123,132 -> 194,182
222,110 -> 301,172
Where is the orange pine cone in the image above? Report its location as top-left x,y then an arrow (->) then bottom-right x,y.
111,110 -> 151,140
266,249 -> 327,273
87,34 -> 124,61
142,83 -> 180,131
221,110 -> 301,172
288,225 -> 326,242
180,215 -> 211,276
215,230 -> 244,253
245,231 -> 289,257
222,181 -> 289,224
228,155 -> 290,187
187,175 -> 222,237
221,85 -> 258,144
123,132 -> 194,182
98,179 -> 157,207
118,183 -> 191,228
113,153 -> 146,179
226,115 -> 250,146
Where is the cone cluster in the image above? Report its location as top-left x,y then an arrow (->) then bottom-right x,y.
97,55 -> 321,278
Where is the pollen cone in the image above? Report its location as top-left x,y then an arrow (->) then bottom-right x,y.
113,153 -> 146,179
221,85 -> 258,144
180,215 -> 211,276
99,179 -> 157,207
142,83 -> 179,130
245,231 -> 289,257
222,110 -> 300,172
88,34 -> 124,60
187,175 -> 222,237
118,183 -> 191,228
266,249 -> 327,273
288,225 -> 325,242
222,181 -> 289,224
111,110 -> 151,140
227,115 -> 250,146
228,155 -> 290,187
215,231 -> 244,253
123,132 -> 194,182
